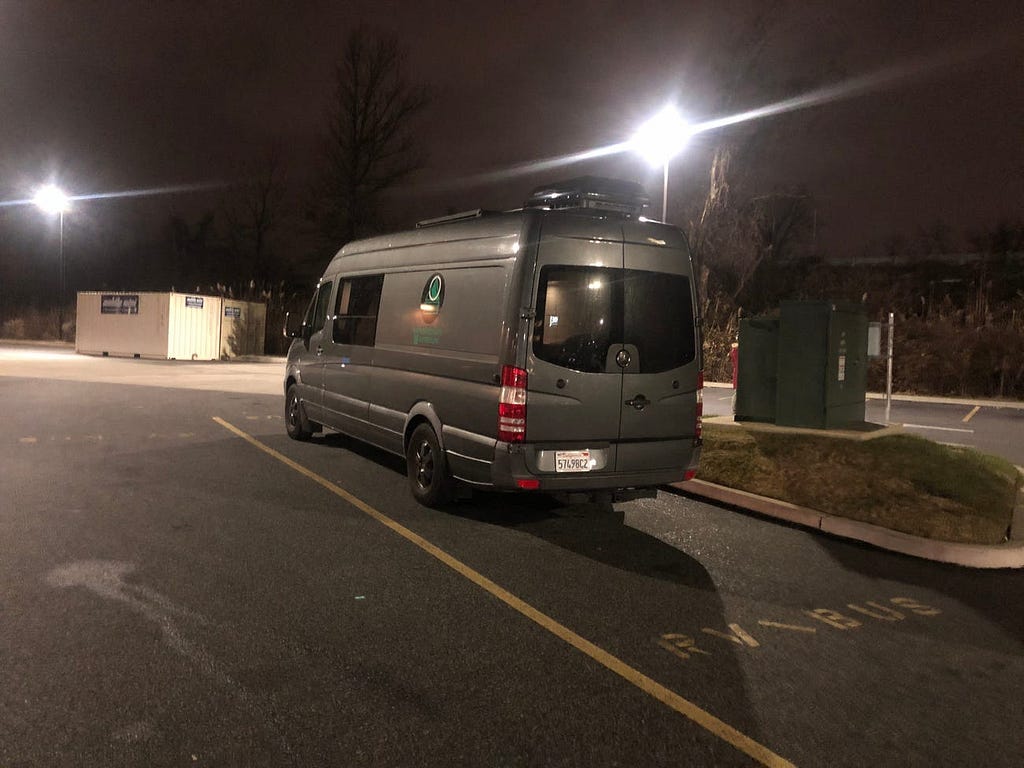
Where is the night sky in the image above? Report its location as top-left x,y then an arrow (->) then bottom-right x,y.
2,0 -> 1023,270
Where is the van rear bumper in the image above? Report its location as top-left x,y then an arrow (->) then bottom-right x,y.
489,442 -> 701,492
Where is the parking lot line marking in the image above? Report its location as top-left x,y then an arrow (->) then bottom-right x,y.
901,423 -> 974,434
758,620 -> 816,633
962,405 -> 981,423
212,417 -> 794,768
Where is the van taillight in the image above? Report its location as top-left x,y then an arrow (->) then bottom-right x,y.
498,365 -> 528,443
695,371 -> 703,441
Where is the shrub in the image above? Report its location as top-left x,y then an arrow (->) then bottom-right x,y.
0,306 -> 68,341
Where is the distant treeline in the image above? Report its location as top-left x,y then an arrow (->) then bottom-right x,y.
701,253 -> 1024,400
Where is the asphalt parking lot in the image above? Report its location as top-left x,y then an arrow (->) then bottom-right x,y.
1,346 -> 1022,767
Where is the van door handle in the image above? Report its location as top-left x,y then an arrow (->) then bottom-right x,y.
625,394 -> 649,411
315,346 -> 324,356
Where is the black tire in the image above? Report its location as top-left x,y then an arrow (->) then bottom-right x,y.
285,383 -> 317,441
406,424 -> 453,507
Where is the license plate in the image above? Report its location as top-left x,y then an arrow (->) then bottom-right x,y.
555,450 -> 591,472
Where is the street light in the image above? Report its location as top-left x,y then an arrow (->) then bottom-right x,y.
630,106 -> 691,222
33,185 -> 71,341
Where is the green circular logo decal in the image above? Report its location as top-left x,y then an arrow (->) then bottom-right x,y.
420,273 -> 445,313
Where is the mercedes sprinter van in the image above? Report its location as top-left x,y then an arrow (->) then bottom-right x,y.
284,177 -> 702,506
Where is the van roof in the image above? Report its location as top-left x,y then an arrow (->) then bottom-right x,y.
337,209 -> 525,258
326,208 -> 688,275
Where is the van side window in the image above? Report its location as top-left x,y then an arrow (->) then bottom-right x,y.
307,280 -> 334,334
333,274 -> 384,346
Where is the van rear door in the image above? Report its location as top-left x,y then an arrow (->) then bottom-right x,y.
526,217 -> 698,474
526,217 -> 625,459
615,223 -> 699,471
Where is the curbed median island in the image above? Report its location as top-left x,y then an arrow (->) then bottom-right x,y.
690,421 -> 1022,546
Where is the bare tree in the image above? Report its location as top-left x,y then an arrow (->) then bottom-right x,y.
317,27 -> 430,246
684,4 -> 841,303
165,211 -> 218,291
224,143 -> 287,294
686,8 -> 778,289
750,191 -> 815,260
728,189 -> 817,309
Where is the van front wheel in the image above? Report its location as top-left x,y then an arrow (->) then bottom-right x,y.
285,384 -> 317,441
407,424 -> 453,507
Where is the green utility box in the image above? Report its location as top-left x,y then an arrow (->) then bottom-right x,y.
775,301 -> 868,428
734,301 -> 869,429
735,316 -> 779,422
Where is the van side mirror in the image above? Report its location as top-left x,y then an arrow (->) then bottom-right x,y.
284,311 -> 305,339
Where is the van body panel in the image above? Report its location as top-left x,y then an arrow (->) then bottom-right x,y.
367,365 -> 496,457
363,401 -> 405,453
374,262 -> 510,354
320,340 -> 374,439
294,322 -> 330,424
442,425 -> 497,485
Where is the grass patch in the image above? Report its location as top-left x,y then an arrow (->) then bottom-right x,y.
698,423 -> 1022,545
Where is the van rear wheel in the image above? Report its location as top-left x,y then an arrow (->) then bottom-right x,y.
285,383 -> 317,441
407,424 -> 453,507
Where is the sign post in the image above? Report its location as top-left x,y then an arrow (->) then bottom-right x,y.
885,312 -> 895,424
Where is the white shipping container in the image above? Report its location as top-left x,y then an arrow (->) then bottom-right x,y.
76,291 -> 226,360
219,300 -> 267,358
75,292 -> 167,358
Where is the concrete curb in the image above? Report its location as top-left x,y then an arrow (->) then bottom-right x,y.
703,417 -> 903,441
704,380 -> 1024,410
864,391 -> 1024,410
669,479 -> 1024,569
227,355 -> 287,364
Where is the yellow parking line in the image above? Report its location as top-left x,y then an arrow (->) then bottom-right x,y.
962,406 -> 981,423
212,417 -> 794,768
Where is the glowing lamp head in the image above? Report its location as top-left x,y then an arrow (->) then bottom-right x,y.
33,185 -> 70,214
630,106 -> 691,167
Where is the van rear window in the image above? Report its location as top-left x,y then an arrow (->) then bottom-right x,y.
533,266 -> 695,373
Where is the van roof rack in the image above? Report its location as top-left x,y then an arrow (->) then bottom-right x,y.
416,209 -> 490,228
524,176 -> 650,216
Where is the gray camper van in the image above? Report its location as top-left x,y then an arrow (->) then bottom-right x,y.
284,177 -> 702,506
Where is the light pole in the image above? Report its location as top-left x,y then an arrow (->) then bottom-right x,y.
33,185 -> 71,341
630,106 -> 691,222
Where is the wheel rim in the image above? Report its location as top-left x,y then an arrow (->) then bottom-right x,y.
414,439 -> 434,490
288,394 -> 300,431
